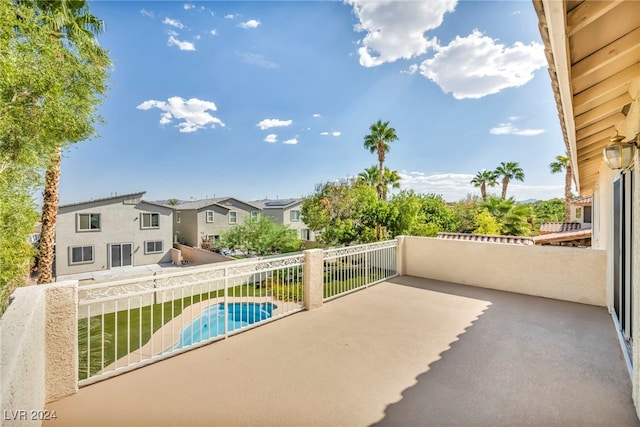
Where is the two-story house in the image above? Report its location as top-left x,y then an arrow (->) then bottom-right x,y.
171,197 -> 261,247
55,192 -> 173,277
249,198 -> 316,241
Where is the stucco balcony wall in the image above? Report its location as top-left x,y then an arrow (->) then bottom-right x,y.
401,236 -> 606,306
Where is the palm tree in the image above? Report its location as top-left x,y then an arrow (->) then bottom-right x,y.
363,120 -> 398,200
470,170 -> 498,201
494,161 -> 525,199
35,0 -> 110,284
358,165 -> 401,201
549,154 -> 572,221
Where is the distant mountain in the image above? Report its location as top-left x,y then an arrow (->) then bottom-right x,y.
518,198 -> 539,204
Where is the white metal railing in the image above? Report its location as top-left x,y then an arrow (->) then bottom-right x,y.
323,240 -> 398,301
78,254 -> 304,386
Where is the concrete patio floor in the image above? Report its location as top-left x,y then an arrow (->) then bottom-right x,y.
46,276 -> 639,426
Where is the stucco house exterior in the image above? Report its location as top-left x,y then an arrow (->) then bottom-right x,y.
568,195 -> 592,228
534,0 -> 639,414
249,198 -> 316,242
171,197 -> 261,247
55,192 -> 173,277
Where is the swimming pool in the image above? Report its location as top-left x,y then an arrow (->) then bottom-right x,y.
173,302 -> 276,350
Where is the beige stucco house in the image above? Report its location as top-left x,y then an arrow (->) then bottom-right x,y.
55,192 -> 173,277
171,197 -> 261,247
568,195 -> 592,228
249,198 -> 316,242
534,0 -> 639,413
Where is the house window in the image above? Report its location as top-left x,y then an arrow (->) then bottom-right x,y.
145,240 -> 163,254
176,211 -> 181,224
251,211 -> 259,220
141,213 -> 160,229
69,245 -> 94,264
300,229 -> 310,240
206,210 -> 214,223
290,210 -> 301,222
229,211 -> 237,224
77,213 -> 100,231
575,207 -> 582,219
207,234 -> 220,243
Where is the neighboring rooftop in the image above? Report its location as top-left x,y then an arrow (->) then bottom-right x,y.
570,196 -> 593,206
249,198 -> 302,210
59,192 -> 146,209
539,222 -> 583,235
436,232 -> 535,246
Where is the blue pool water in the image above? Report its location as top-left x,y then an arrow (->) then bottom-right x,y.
173,302 -> 276,350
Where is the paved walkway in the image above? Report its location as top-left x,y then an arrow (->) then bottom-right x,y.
46,276 -> 639,426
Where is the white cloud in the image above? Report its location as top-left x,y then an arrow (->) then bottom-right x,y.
283,137 -> 298,145
238,19 -> 260,29
167,35 -> 196,51
401,64 -> 419,75
140,9 -> 153,18
210,29 -> 217,36
257,119 -> 292,130
332,131 -> 341,137
163,17 -> 185,29
320,132 -> 329,136
194,35 -> 201,40
508,116 -> 522,121
490,122 -> 545,136
136,96 -> 225,133
419,29 -> 546,99
320,131 -> 340,137
264,134 -> 278,143
347,0 -> 456,67
398,171 -> 562,201
184,3 -> 195,10
225,14 -> 236,19
313,113 -> 322,118
241,52 -> 278,69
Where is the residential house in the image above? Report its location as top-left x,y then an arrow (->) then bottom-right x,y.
249,198 -> 316,241
171,197 -> 261,247
55,192 -> 173,277
535,0 -> 640,410
568,195 -> 592,228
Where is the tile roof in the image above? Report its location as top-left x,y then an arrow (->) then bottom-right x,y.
532,229 -> 592,245
249,198 -> 302,210
569,196 -> 592,206
436,232 -> 534,246
539,222 -> 582,234
59,192 -> 146,209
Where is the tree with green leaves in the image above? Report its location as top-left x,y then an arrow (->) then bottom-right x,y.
494,161 -> 525,199
358,165 -> 401,201
388,191 -> 459,237
470,170 -> 498,201
301,179 -> 392,245
217,215 -> 300,256
31,0 -> 111,284
549,154 -> 572,221
481,196 -> 531,236
473,210 -> 501,235
363,120 -> 398,201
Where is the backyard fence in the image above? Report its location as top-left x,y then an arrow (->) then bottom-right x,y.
77,240 -> 398,385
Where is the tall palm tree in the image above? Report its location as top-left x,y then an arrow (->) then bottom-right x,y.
363,120 -> 398,200
549,154 -> 572,221
358,165 -> 401,200
35,0 -> 109,284
494,161 -> 525,199
470,170 -> 498,201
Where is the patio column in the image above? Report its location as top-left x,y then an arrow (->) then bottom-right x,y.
303,249 -> 324,310
396,236 -> 406,276
44,280 -> 78,402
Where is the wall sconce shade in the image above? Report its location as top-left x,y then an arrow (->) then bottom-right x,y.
603,134 -> 637,170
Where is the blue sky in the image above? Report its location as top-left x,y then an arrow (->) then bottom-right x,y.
59,0 -> 566,205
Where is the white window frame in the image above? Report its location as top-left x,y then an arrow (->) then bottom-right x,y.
251,210 -> 259,220
77,213 -> 101,232
69,245 -> 94,265
229,211 -> 237,224
141,212 -> 160,229
144,240 -> 164,254
206,210 -> 215,223
290,210 -> 301,222
300,229 -> 310,240
176,211 -> 181,224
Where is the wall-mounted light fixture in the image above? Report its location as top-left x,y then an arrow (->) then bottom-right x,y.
602,132 -> 638,170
